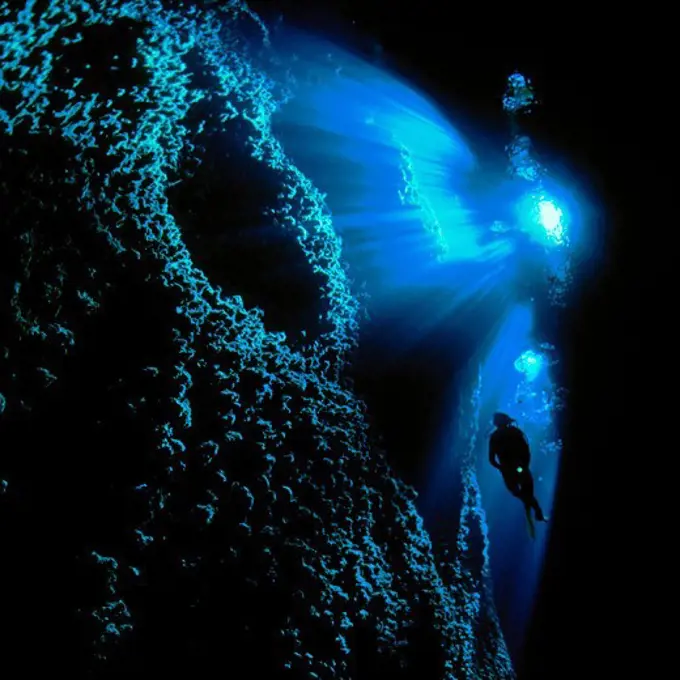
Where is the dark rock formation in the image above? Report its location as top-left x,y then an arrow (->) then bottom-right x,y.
0,1 -> 514,677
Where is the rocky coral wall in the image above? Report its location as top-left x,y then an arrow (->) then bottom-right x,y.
0,1 -> 514,677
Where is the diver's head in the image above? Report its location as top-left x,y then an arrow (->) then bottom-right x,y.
492,412 -> 515,428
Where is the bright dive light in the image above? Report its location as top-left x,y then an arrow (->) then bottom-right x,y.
514,349 -> 543,382
516,193 -> 568,247
537,199 -> 566,245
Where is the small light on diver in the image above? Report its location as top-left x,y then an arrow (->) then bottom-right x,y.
517,467 -> 523,473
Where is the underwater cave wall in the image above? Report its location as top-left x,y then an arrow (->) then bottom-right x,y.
0,1 -> 514,677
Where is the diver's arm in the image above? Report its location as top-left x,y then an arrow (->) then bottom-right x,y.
488,439 -> 500,469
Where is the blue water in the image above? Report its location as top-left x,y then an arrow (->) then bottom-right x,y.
268,28 -> 582,655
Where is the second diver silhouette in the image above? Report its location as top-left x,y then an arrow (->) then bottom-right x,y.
488,412 -> 548,538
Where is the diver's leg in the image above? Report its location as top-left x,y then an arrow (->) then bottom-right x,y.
532,499 -> 546,522
501,469 -> 522,497
521,472 -> 547,521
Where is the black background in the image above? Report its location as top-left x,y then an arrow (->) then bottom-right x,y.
253,1 -> 657,677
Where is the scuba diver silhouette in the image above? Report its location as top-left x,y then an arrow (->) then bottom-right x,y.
489,412 -> 547,538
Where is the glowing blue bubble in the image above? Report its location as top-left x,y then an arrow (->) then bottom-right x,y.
513,349 -> 544,382
502,73 -> 535,114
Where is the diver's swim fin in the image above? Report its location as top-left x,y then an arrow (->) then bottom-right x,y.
525,507 -> 536,539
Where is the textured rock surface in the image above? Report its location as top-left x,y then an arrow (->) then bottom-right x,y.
0,1 -> 514,677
